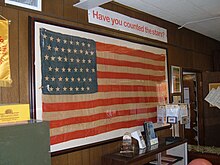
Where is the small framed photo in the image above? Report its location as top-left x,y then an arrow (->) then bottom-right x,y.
171,65 -> 181,93
5,0 -> 42,11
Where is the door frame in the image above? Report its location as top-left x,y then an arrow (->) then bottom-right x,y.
182,69 -> 204,145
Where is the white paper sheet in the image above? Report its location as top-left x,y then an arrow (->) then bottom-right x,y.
205,87 -> 220,109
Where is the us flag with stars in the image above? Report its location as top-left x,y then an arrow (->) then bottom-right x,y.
40,28 -> 97,95
38,27 -> 167,149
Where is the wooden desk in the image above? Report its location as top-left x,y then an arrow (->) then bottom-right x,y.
102,138 -> 187,165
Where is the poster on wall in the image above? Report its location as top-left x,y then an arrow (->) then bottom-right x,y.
205,83 -> 220,108
29,18 -> 169,152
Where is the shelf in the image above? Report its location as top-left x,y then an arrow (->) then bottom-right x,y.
148,154 -> 183,165
102,138 -> 187,165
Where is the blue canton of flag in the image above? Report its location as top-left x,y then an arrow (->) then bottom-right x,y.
40,28 -> 97,95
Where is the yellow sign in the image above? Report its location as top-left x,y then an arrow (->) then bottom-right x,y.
0,104 -> 30,123
0,20 -> 12,87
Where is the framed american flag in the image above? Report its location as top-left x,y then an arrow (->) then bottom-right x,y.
29,17 -> 169,152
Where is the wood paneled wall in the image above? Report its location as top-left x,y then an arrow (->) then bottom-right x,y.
213,50 -> 220,71
1,1 -> 220,164
202,72 -> 220,147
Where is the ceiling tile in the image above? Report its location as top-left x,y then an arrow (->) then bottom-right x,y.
188,0 -> 220,15
114,0 -> 220,41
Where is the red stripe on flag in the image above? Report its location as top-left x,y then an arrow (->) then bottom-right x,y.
50,107 -> 156,128
97,57 -> 165,71
43,97 -> 159,112
97,71 -> 165,81
96,42 -> 165,61
50,117 -> 157,145
98,85 -> 157,92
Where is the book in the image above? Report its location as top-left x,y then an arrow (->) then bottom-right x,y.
143,121 -> 158,147
131,130 -> 146,149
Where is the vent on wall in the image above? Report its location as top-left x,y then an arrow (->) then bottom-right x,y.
5,0 -> 42,11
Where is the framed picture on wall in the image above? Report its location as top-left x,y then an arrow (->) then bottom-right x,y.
29,17 -> 169,153
171,65 -> 181,93
5,0 -> 42,11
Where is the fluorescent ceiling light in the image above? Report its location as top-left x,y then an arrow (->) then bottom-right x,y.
73,0 -> 112,10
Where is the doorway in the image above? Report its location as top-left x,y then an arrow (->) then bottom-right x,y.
182,71 -> 203,145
